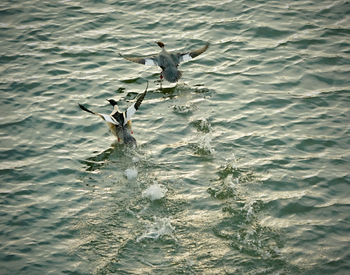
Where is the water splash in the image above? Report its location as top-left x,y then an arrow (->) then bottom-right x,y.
190,133 -> 215,156
142,183 -> 167,201
136,217 -> 174,242
191,117 -> 211,133
124,167 -> 138,180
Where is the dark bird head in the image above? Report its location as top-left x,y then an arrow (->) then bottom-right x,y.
107,99 -> 118,106
156,41 -> 165,48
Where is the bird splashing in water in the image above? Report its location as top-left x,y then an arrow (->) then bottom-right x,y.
78,82 -> 149,146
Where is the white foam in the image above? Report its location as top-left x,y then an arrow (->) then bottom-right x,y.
124,167 -> 138,180
198,134 -> 215,154
225,174 -> 236,189
132,156 -> 140,163
199,118 -> 211,132
244,201 -> 255,221
136,216 -> 174,242
142,183 -> 167,201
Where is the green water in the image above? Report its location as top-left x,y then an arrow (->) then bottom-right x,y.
1,0 -> 349,274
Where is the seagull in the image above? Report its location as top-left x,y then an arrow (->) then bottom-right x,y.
78,82 -> 148,146
120,41 -> 209,86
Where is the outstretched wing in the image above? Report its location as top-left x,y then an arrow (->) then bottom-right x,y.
78,104 -> 119,125
178,43 -> 209,63
119,53 -> 158,66
124,81 -> 149,124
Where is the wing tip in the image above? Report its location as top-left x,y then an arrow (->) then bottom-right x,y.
78,103 -> 95,115
78,103 -> 87,111
195,42 -> 209,56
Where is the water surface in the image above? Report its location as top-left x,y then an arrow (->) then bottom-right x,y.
1,0 -> 349,274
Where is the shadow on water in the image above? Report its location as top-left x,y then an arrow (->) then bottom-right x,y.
117,78 -> 211,101
79,141 -> 137,172
157,82 -> 211,97
159,85 -> 178,96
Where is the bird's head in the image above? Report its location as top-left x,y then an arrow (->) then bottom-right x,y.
107,99 -> 118,106
156,41 -> 165,48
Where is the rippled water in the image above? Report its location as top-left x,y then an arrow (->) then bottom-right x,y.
1,0 -> 349,274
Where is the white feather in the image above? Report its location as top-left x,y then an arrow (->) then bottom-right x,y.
145,58 -> 157,66
124,103 -> 137,125
180,53 -> 192,62
101,114 -> 118,125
